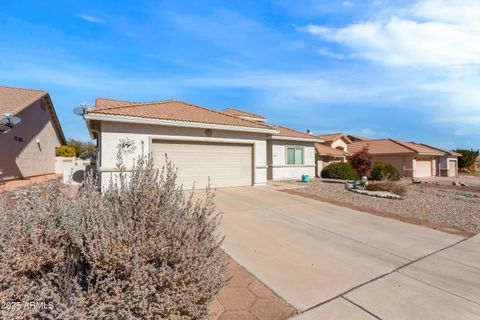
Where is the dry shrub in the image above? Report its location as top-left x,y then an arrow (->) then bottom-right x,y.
0,156 -> 228,319
365,182 -> 407,196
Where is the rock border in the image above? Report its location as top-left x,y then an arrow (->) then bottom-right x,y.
345,182 -> 405,200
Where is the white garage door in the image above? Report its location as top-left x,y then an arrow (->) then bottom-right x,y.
151,140 -> 253,189
416,158 -> 432,177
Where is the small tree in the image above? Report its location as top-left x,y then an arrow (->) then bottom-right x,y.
453,149 -> 479,169
349,146 -> 372,177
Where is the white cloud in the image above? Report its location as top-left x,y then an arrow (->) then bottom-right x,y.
76,13 -> 104,24
301,0 -> 480,67
318,46 -> 346,59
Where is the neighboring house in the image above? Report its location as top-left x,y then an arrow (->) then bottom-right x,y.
314,133 -> 351,177
0,86 -> 65,180
348,139 -> 459,178
266,126 -> 320,180
476,156 -> 480,171
84,98 -> 319,189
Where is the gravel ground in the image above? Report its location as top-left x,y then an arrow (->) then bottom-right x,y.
294,179 -> 480,234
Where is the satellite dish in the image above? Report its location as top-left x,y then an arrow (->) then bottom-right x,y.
0,113 -> 22,134
73,103 -> 88,116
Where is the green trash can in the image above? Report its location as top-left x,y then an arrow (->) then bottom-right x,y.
302,174 -> 310,183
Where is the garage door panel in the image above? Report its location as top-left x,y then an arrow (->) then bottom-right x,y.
448,160 -> 457,177
151,140 -> 253,189
416,158 -> 432,177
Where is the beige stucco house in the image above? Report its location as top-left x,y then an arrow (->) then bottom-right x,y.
83,98 -> 319,189
0,86 -> 65,180
348,139 -> 460,178
315,132 -> 460,178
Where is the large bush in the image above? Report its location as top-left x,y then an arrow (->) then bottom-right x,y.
0,156 -> 228,319
452,148 -> 479,169
370,162 -> 401,181
349,147 -> 372,177
55,145 -> 77,157
321,162 -> 359,180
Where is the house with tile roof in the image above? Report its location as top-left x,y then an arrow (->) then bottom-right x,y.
84,98 -> 320,189
0,86 -> 65,180
348,139 -> 460,178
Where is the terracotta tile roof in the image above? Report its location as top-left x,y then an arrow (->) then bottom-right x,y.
315,143 -> 349,157
272,125 -> 318,140
0,86 -> 48,115
415,143 -> 462,157
349,139 -> 449,156
89,99 -> 275,130
222,108 -> 266,120
317,132 -> 352,143
393,141 -> 446,156
347,134 -> 373,141
95,97 -> 140,108
349,139 -> 417,155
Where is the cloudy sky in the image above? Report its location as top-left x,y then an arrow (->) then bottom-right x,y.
0,0 -> 478,148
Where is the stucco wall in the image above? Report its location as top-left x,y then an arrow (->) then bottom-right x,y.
330,138 -> 349,152
0,99 -> 62,180
267,140 -> 315,180
98,121 -> 269,188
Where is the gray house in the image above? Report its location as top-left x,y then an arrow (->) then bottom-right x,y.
0,86 -> 65,180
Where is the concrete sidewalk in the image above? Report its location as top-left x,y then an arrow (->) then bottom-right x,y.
214,186 -> 479,319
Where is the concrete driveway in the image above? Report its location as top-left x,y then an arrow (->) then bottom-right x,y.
214,186 -> 480,319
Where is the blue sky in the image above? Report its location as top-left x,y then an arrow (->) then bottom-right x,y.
0,0 -> 479,149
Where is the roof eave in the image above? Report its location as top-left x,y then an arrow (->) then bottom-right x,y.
269,135 -> 323,143
84,113 -> 278,134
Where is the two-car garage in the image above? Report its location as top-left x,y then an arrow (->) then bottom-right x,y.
151,140 -> 253,189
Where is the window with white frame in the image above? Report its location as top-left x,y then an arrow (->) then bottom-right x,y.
286,147 -> 304,165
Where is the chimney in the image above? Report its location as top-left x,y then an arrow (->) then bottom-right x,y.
306,129 -> 312,135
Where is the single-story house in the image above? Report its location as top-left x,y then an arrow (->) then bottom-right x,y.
475,156 -> 480,171
83,98 -> 319,189
348,139 -> 460,178
314,133 -> 351,177
0,86 -> 65,180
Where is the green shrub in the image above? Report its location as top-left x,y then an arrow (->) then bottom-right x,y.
371,162 -> 401,181
452,149 -> 479,169
365,182 -> 407,196
0,156 -> 228,319
321,162 -> 359,180
55,145 -> 77,157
